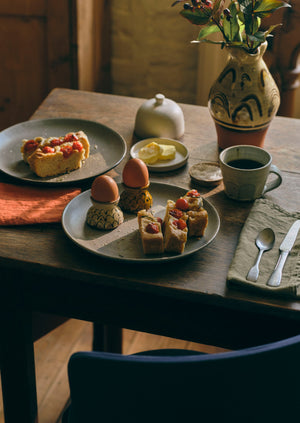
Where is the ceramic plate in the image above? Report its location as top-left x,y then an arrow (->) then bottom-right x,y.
62,182 -> 220,263
130,138 -> 188,172
0,118 -> 126,184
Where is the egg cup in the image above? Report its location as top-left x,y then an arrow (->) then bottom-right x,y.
119,183 -> 153,213
86,197 -> 124,230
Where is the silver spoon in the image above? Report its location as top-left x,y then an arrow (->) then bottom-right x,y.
246,228 -> 275,282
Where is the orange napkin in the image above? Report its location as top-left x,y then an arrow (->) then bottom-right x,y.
0,183 -> 81,225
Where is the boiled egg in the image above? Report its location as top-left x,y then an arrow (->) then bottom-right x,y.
122,158 -> 149,188
91,175 -> 119,203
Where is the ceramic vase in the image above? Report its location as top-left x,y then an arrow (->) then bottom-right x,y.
208,42 -> 280,149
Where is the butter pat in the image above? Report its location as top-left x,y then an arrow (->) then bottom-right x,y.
159,144 -> 176,161
138,142 -> 162,164
138,141 -> 176,164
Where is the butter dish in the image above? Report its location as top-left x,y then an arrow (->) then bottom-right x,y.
130,138 -> 188,172
134,94 -> 185,140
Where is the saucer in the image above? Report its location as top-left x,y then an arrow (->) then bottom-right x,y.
189,161 -> 223,186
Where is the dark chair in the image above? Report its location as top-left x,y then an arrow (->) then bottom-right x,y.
62,334 -> 300,422
262,0 -> 300,117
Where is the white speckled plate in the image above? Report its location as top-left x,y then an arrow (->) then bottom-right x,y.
62,182 -> 220,263
130,138 -> 188,172
0,118 -> 126,184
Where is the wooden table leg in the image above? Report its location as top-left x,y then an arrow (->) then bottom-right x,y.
0,308 -> 38,423
93,323 -> 122,353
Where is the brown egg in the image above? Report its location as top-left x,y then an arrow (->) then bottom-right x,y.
91,175 -> 119,203
123,158 -> 149,188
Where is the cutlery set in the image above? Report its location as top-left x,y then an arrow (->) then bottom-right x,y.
246,220 -> 300,286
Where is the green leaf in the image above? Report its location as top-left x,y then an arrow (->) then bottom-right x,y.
243,13 -> 260,36
253,0 -> 291,17
223,2 -> 243,42
252,15 -> 261,33
197,24 -> 221,40
248,31 -> 267,42
180,8 -> 212,26
244,17 -> 251,37
238,10 -> 245,23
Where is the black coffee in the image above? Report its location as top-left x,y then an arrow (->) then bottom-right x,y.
227,159 -> 264,169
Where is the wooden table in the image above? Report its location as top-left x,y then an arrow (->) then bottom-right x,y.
1,88 -> 300,423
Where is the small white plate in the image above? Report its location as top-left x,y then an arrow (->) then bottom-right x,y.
130,138 -> 188,172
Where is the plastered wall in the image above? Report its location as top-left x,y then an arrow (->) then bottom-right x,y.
110,0 -> 300,118
111,0 -> 200,104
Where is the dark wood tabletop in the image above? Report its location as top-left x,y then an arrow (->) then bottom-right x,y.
0,88 -> 300,423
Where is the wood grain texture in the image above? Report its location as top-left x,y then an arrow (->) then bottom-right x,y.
0,1 -> 77,131
76,0 -> 110,92
0,90 -> 299,348
0,1 -> 112,131
0,0 -> 46,15
0,89 -> 299,423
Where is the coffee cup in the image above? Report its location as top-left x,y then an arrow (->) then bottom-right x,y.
219,145 -> 282,201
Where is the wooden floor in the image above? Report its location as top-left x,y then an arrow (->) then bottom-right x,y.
0,319 -> 228,423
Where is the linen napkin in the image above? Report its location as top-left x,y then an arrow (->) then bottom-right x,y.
0,182 -> 81,225
227,199 -> 300,298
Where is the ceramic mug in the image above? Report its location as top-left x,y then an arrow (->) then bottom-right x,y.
219,145 -> 282,201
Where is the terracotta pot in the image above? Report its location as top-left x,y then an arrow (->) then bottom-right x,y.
208,42 -> 280,149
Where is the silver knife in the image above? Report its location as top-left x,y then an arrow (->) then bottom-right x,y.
267,220 -> 300,287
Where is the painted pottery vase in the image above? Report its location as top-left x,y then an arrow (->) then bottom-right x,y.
208,42 -> 280,149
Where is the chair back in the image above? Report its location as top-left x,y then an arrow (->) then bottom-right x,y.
262,0 -> 300,116
64,334 -> 300,422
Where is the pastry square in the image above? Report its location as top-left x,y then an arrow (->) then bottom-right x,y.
138,210 -> 164,255
163,200 -> 188,254
21,131 -> 90,177
187,209 -> 208,237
